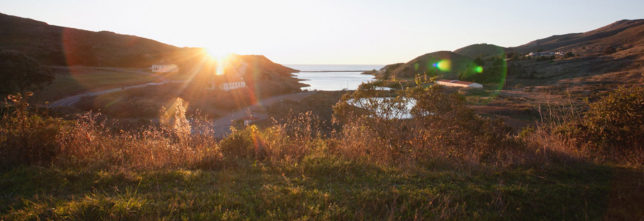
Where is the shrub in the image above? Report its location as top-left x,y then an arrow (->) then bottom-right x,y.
1,92 -> 223,170
558,86 -> 644,153
219,126 -> 264,160
333,85 -> 519,167
0,93 -> 67,169
0,50 -> 54,95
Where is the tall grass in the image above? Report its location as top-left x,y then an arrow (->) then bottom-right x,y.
1,87 -> 642,220
3,85 -> 641,172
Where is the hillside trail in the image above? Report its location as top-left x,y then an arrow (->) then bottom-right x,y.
48,80 -> 184,107
48,77 -> 315,138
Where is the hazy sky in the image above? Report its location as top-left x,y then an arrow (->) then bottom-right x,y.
1,0 -> 643,64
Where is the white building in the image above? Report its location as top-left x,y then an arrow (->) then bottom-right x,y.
435,79 -> 483,89
526,51 -> 565,58
220,81 -> 246,91
150,64 -> 179,73
209,62 -> 248,91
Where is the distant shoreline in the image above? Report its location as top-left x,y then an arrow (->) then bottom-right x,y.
297,70 -> 371,73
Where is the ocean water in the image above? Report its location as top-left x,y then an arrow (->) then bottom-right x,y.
287,64 -> 383,91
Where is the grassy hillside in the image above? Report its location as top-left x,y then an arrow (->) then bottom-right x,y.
454,43 -> 506,58
388,51 -> 478,79
508,19 -> 644,56
504,20 -> 644,95
368,19 -> 644,98
0,13 -> 183,67
0,13 -> 304,105
31,66 -> 161,103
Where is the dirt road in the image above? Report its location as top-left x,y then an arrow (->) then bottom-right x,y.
48,80 -> 183,107
211,91 -> 315,137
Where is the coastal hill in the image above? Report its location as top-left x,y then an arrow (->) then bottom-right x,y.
0,12 -> 181,67
385,51 -> 477,79
0,13 -> 299,75
504,19 -> 644,94
0,12 -> 304,94
454,43 -> 505,58
508,19 -> 644,56
370,19 -> 643,95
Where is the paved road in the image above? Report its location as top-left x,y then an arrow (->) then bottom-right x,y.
211,91 -> 315,137
48,80 -> 184,107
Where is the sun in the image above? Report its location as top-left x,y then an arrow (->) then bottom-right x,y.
204,47 -> 232,60
203,47 -> 234,75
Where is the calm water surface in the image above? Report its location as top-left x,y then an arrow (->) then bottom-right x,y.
287,64 -> 382,91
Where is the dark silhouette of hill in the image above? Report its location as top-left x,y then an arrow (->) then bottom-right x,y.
508,19 -> 644,56
454,43 -> 506,58
0,13 -> 188,67
0,12 -> 303,93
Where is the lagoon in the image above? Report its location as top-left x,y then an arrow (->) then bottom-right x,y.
287,64 -> 382,91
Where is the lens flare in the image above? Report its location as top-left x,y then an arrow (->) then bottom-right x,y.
204,48 -> 234,75
475,66 -> 484,73
433,59 -> 451,72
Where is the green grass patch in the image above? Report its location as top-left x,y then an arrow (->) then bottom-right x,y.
33,67 -> 158,103
1,157 -> 617,220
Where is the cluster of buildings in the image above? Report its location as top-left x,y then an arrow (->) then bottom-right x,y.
150,64 -> 178,73
435,79 -> 483,89
149,62 -> 249,92
525,51 -> 565,58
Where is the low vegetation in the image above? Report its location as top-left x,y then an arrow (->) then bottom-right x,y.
32,67 -> 159,103
0,50 -> 53,96
1,85 -> 642,220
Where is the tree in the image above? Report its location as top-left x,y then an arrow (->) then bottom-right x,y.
0,50 -> 53,95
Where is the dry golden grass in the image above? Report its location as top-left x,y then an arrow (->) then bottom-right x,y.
1,89 -> 643,220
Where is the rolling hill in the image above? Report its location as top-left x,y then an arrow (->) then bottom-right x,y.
454,43 -> 506,58
508,19 -> 644,56
0,12 -> 304,95
387,51 -> 478,79
371,19 -> 643,96
504,19 -> 644,94
0,12 -> 185,67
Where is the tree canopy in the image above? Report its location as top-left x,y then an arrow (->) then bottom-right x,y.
0,50 -> 53,95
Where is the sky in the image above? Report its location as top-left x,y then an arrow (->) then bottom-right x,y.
1,0 -> 643,64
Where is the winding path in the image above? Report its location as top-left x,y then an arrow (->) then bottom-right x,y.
47,79 -> 315,138
211,91 -> 315,137
48,80 -> 183,107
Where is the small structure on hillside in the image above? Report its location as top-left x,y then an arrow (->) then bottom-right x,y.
220,79 -> 246,91
150,64 -> 179,73
435,79 -> 483,89
208,61 -> 248,91
525,51 -> 565,58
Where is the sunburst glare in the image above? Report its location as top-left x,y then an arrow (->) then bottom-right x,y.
204,48 -> 235,76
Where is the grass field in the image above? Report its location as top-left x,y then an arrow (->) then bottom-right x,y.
3,76 -> 642,220
32,66 -> 160,103
3,159 -> 637,220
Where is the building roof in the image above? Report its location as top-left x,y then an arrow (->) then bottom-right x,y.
436,79 -> 475,85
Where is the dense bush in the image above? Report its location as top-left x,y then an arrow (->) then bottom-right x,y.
333,85 -> 519,167
0,50 -> 54,95
558,86 -> 644,152
0,93 -> 69,169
